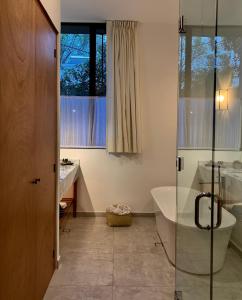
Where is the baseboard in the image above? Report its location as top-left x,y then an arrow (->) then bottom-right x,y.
76,211 -> 155,217
133,212 -> 155,217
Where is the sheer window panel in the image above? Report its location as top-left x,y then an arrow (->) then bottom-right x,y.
178,97 -> 241,150
60,96 -> 106,148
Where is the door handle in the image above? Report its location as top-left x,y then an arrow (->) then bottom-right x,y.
31,178 -> 41,184
195,192 -> 222,230
214,194 -> 222,229
195,192 -> 212,230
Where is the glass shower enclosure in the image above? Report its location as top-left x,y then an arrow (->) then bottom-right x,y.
176,0 -> 242,299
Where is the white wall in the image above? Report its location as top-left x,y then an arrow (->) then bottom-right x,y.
61,22 -> 178,213
40,0 -> 60,31
61,0 -> 178,24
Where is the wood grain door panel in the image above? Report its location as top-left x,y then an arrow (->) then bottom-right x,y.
0,1 -> 57,299
34,1 -> 57,298
0,1 -> 36,299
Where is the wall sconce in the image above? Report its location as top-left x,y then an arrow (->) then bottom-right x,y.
216,89 -> 229,111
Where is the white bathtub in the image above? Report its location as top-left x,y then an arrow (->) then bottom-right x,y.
151,186 -> 236,275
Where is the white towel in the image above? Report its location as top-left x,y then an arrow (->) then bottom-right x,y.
60,201 -> 67,209
106,203 -> 131,215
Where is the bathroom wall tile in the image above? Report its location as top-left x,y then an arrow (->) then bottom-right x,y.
113,286 -> 174,300
44,286 -> 113,300
114,253 -> 175,287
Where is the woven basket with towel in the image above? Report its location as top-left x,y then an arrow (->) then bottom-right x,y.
106,204 -> 132,227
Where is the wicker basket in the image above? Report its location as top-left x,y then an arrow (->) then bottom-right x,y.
106,212 -> 132,227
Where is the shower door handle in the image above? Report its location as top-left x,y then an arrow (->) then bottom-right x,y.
214,195 -> 222,229
195,192 -> 222,230
195,192 -> 212,230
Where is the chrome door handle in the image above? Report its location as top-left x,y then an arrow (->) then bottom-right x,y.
31,178 -> 40,184
195,192 -> 222,230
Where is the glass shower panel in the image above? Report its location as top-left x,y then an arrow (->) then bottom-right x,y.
176,0 -> 217,299
213,1 -> 242,299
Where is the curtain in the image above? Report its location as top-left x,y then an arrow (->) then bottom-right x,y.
106,21 -> 141,153
178,97 -> 241,150
60,96 -> 106,148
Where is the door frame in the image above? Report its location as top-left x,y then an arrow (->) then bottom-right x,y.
36,0 -> 59,269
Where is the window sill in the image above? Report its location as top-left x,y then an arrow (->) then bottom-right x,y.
60,146 -> 106,150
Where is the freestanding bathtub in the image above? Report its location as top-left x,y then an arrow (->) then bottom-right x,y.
151,186 -> 236,275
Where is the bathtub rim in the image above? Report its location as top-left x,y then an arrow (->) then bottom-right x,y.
151,185 -> 236,230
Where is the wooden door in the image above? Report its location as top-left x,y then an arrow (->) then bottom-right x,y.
0,0 -> 37,299
34,1 -> 57,298
0,1 -> 57,299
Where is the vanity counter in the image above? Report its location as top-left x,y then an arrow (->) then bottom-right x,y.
59,160 -> 80,200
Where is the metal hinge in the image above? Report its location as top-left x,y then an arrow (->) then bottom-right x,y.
54,49 -> 57,58
53,163 -> 56,173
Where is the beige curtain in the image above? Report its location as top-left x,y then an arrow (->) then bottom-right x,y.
107,21 -> 141,153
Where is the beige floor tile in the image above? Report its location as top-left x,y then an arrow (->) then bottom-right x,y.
176,247 -> 242,290
114,229 -> 160,254
113,286 -> 174,300
44,286 -> 113,300
45,217 -> 242,300
50,259 -> 113,287
114,217 -> 156,233
213,247 -> 242,288
60,250 -> 113,264
180,287 -> 242,300
60,228 -> 114,256
114,252 -> 175,287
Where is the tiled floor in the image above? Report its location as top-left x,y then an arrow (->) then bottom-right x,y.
44,217 -> 175,300
44,217 -> 242,300
176,245 -> 242,300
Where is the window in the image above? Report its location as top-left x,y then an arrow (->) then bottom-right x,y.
178,26 -> 242,150
60,23 -> 106,148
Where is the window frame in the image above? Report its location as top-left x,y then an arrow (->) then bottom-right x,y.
61,22 -> 106,97
60,22 -> 107,149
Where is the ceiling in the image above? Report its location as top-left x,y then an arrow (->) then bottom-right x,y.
61,0 -> 179,23
61,0 -> 242,26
